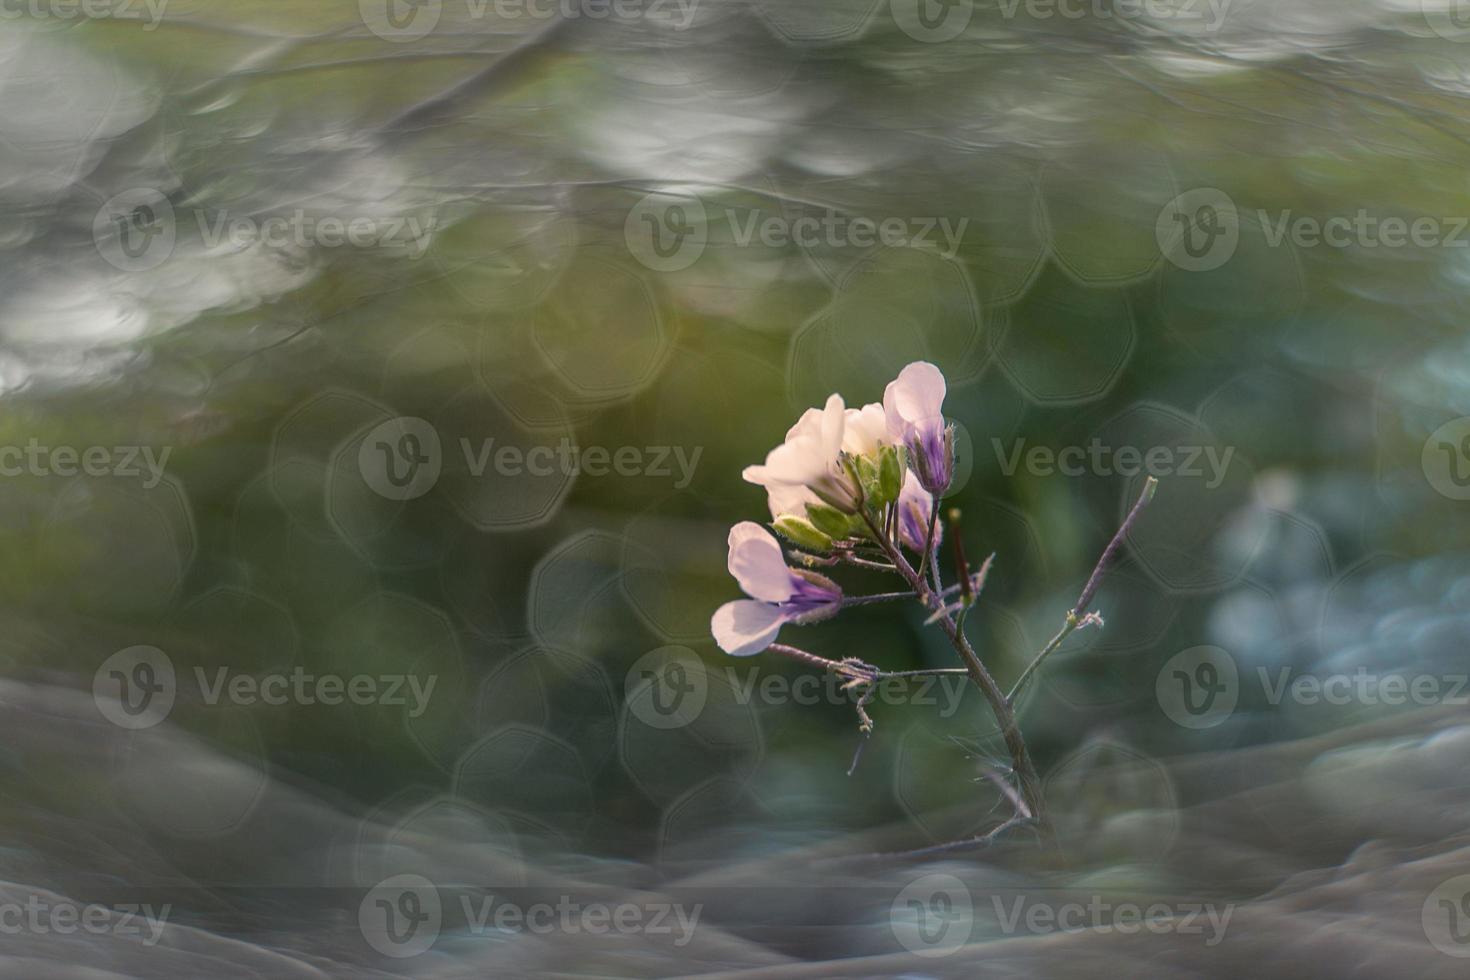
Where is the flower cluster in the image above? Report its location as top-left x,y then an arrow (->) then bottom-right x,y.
711,362 -> 956,656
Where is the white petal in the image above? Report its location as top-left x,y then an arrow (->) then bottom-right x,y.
711,600 -> 786,656
842,402 -> 888,456
885,361 -> 947,435
819,393 -> 846,464
766,482 -> 822,519
727,521 -> 796,602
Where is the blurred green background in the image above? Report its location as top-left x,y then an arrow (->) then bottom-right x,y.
3,0 -> 1469,879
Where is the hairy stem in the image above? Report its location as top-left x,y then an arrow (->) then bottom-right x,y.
1007,476 -> 1159,705
860,510 -> 1052,838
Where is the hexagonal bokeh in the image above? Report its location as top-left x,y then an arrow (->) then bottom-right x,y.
621,495 -> 736,644
40,473 -> 196,616
787,245 -> 986,412
658,774 -> 770,862
111,716 -> 269,840
427,382 -> 576,532
991,263 -> 1136,406
318,591 -> 469,765
453,725 -> 594,849
476,646 -> 618,771
167,586 -> 300,673
1040,567 -> 1181,711
270,389 -> 399,536
620,656 -> 763,809
1156,205 -> 1305,361
426,201 -> 578,314
1043,737 -> 1179,865
892,724 -> 1015,846
230,471 -> 384,623
354,794 -> 524,890
1096,400 -> 1268,594
1042,148 -> 1177,283
650,4 -> 809,103
749,0 -> 883,44
526,247 -> 674,405
528,530 -> 640,659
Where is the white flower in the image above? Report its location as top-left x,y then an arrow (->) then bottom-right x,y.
743,396 -> 893,519
710,522 -> 843,656
884,361 -> 954,496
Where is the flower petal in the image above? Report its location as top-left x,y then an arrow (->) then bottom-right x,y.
727,521 -> 796,602
711,599 -> 787,656
884,361 -> 947,437
842,401 -> 888,457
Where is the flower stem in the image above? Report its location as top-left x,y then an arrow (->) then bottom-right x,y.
841,591 -> 919,608
1006,476 -> 1159,705
858,509 -> 1052,839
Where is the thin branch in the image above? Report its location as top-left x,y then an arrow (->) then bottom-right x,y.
1007,477 -> 1158,705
